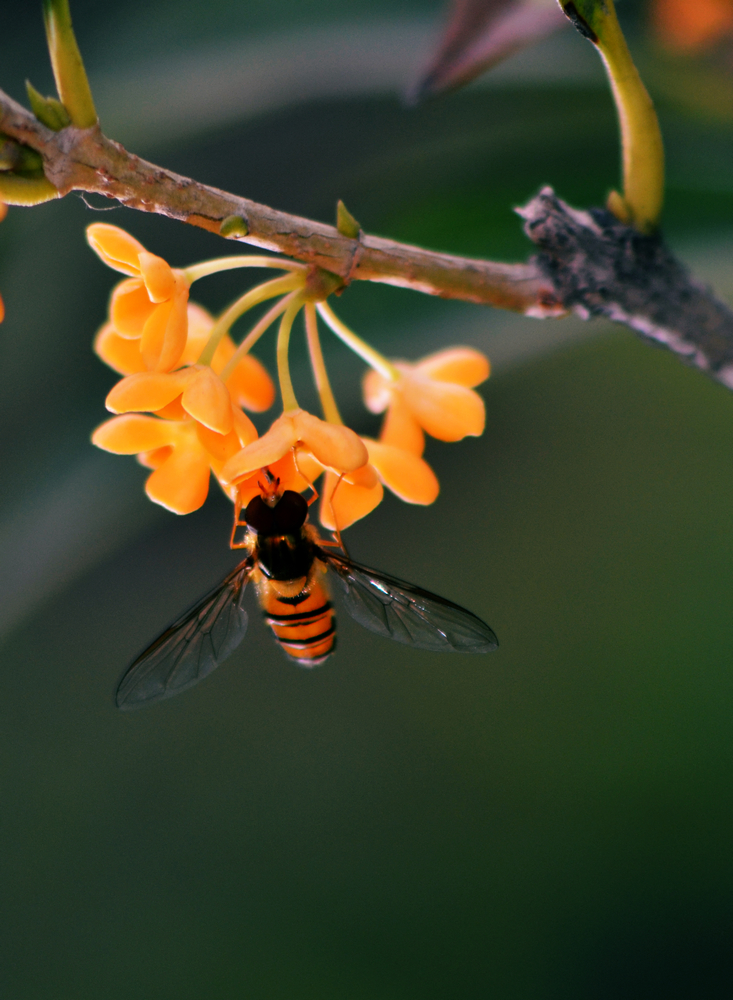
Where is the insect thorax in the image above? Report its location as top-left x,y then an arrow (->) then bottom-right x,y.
255,532 -> 315,581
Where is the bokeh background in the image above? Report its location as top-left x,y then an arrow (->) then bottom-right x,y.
2,1 -> 733,996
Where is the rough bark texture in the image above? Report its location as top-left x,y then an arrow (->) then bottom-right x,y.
520,188 -> 733,387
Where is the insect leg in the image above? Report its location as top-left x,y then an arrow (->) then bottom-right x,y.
293,447 -> 320,507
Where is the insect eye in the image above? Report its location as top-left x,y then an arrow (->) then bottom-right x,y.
274,491 -> 308,533
244,495 -> 275,534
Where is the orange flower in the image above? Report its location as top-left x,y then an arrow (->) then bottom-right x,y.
87,223 -> 190,372
94,302 -> 275,412
94,353 -> 265,512
363,347 -> 489,454
318,437 -> 440,531
92,400 -> 258,514
106,365 -> 238,434
219,409 -> 369,488
651,0 -> 733,53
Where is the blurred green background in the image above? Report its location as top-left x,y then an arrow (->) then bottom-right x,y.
2,2 -> 733,997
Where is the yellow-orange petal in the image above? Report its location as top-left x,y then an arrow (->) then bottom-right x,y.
219,414 -> 298,484
105,369 -> 193,414
140,278 -> 189,371
231,406 -> 258,448
91,414 -> 182,454
154,397 -> 188,420
140,301 -> 171,368
265,451 -> 324,495
94,323 -> 146,375
196,423 -> 243,463
0,292 -> 6,325
137,252 -> 177,303
179,303 -> 216,364
292,410 -> 368,471
402,375 -> 485,441
0,203 -> 8,224
181,366 -> 232,434
87,224 -> 145,276
138,446 -> 173,469
145,443 -> 211,514
362,368 -> 392,414
379,395 -> 425,456
110,278 -> 157,339
319,467 -> 383,531
289,449 -> 324,490
365,439 -> 439,504
225,353 -> 276,412
342,462 -> 379,489
415,347 -> 490,387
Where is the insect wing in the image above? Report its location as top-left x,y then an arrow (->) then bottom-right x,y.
116,560 -> 253,710
323,552 -> 498,653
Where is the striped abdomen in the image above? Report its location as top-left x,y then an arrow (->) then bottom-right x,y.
260,576 -> 336,665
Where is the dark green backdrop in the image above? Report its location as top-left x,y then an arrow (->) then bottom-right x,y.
2,3 -> 733,997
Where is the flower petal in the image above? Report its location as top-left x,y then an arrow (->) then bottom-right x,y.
362,368 -> 392,414
145,443 -> 211,514
342,462 -> 378,488
140,277 -> 189,372
92,414 -> 182,453
196,423 -> 243,462
379,395 -> 425,456
154,398 -> 188,420
415,347 -> 490,387
293,410 -> 368,471
110,278 -> 157,338
225,353 -> 276,412
219,414 -> 298,484
137,446 -> 173,469
288,449 -> 324,491
231,406 -> 258,448
319,467 -> 383,531
137,252 -> 177,303
179,303 -> 215,364
105,369 -> 193,414
402,375 -> 485,441
365,439 -> 439,504
181,366 -> 232,434
87,224 -> 145,276
94,323 -> 146,375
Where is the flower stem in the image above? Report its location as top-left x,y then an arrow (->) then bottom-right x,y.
184,255 -> 307,284
304,303 -> 342,425
316,301 -> 400,382
560,0 -> 664,232
277,295 -> 305,412
197,273 -> 302,367
220,292 -> 297,384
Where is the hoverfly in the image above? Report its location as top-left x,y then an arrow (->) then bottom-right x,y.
116,473 -> 498,709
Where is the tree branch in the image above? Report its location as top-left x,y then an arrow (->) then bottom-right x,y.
0,89 -> 556,314
3,89 -> 733,388
521,188 -> 733,388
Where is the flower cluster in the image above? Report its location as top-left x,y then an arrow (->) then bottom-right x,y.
89,224 -> 490,535
652,0 -> 733,53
